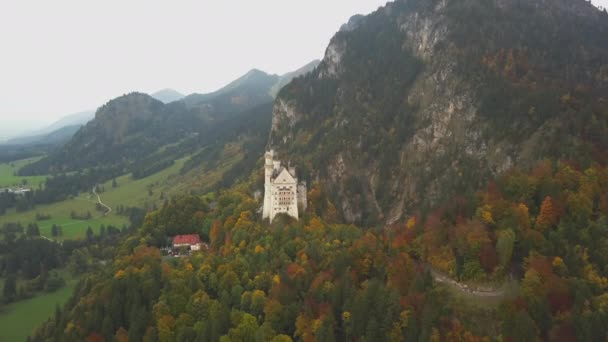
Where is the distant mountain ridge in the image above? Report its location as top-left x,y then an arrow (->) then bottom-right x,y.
270,60 -> 321,97
2,124 -> 82,146
20,60 -> 320,176
183,62 -> 320,119
31,110 -> 94,136
151,89 -> 185,103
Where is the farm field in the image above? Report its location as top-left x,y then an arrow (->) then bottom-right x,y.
0,275 -> 77,341
0,158 -> 46,188
0,157 -> 190,239
0,194 -> 128,239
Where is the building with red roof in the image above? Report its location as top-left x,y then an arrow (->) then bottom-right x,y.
173,234 -> 202,251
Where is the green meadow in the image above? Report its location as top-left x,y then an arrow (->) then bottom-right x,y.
0,157 -> 189,239
0,158 -> 46,189
0,277 -> 77,342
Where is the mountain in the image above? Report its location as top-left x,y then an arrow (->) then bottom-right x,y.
151,88 -> 185,103
182,69 -> 280,119
183,62 -> 320,119
32,110 -> 94,136
20,93 -> 197,174
270,0 -> 608,224
3,124 -> 82,146
2,110 -> 93,146
18,61 -> 319,177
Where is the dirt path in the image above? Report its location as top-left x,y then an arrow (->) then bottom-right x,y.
429,268 -> 507,297
92,185 -> 112,215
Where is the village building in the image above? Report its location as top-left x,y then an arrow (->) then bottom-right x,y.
172,234 -> 204,251
262,150 -> 307,223
0,187 -> 32,195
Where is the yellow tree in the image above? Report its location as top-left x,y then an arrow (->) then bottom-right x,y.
536,196 -> 556,230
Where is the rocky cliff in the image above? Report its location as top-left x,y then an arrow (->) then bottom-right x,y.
270,0 -> 608,225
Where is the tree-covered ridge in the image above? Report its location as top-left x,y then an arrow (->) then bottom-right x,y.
416,160 -> 608,339
31,187 -> 456,341
30,157 -> 608,340
270,0 -> 608,225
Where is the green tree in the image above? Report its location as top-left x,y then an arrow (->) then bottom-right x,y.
51,224 -> 61,237
502,311 -> 539,341
26,223 -> 40,237
3,274 -> 17,302
86,226 -> 95,241
496,229 -> 515,269
223,313 -> 259,342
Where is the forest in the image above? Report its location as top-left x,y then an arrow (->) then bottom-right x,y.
0,220 -> 135,308
30,156 -> 608,340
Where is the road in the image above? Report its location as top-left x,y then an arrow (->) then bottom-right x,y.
92,185 -> 112,215
429,268 -> 506,297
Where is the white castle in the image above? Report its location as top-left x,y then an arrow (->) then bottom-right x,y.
262,150 -> 307,223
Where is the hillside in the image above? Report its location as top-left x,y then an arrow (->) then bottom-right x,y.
271,0 -> 608,225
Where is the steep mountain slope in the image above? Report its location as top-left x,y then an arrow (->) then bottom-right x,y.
151,88 -> 185,103
270,0 -> 608,224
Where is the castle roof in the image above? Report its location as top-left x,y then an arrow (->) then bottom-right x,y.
273,168 -> 297,185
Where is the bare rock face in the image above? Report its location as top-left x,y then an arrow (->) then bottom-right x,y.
320,39 -> 347,79
270,0 -> 608,225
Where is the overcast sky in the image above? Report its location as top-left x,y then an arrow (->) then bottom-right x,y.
1,0 -> 607,139
0,0 -> 388,138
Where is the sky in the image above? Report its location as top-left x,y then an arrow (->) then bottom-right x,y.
0,0 -> 607,139
0,0 -> 388,138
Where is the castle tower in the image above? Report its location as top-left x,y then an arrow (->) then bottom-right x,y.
262,150 -> 274,219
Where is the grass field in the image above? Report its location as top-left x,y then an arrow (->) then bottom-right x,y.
0,275 -> 77,341
0,158 -> 46,189
0,157 -> 190,239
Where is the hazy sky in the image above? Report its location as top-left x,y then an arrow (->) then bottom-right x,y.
0,0 -> 388,137
1,0 -> 607,139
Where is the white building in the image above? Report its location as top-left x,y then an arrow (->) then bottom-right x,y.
263,150 -> 307,223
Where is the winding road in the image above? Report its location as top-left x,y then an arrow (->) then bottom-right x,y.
430,268 -> 506,297
92,185 -> 112,215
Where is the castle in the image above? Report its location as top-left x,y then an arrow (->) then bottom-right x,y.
262,150 -> 307,223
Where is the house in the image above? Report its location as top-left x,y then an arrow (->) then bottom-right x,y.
172,234 -> 203,251
262,150 -> 307,223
